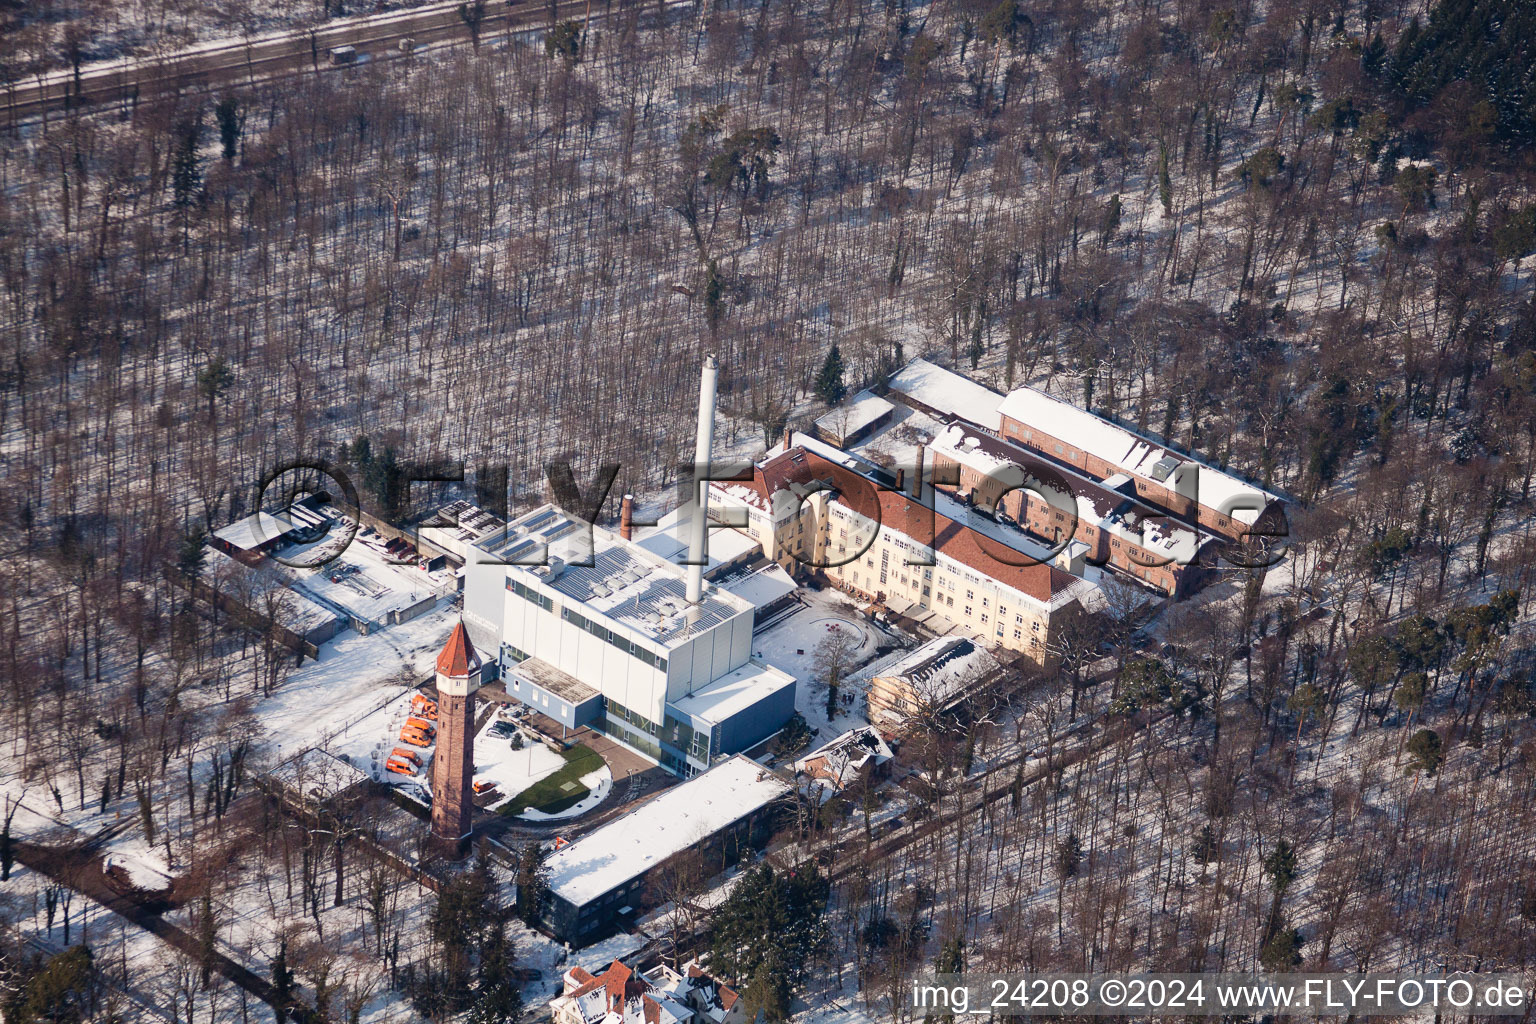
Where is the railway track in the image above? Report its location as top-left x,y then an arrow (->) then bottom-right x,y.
3,0 -> 630,124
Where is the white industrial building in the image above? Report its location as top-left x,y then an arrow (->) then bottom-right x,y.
462,356 -> 797,777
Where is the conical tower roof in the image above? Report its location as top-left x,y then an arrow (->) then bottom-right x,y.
436,621 -> 481,678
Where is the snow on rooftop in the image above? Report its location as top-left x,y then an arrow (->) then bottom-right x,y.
710,480 -> 772,514
267,748 -> 368,803
491,505 -> 753,646
668,659 -> 796,726
998,386 -> 1167,473
543,755 -> 791,908
814,389 -> 895,439
996,387 -> 1281,524
872,636 -> 1001,713
1192,463 -> 1279,525
877,635 -> 998,682
633,507 -> 761,568
213,510 -> 296,551
714,563 -> 797,609
282,530 -> 449,623
794,726 -> 893,795
929,423 -> 1207,561
886,358 -> 1006,431
203,550 -> 342,633
419,501 -> 508,561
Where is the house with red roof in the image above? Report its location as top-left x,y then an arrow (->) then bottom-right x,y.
552,958 -> 745,1024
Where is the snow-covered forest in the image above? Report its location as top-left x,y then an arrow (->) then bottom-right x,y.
3,0 -> 1536,1019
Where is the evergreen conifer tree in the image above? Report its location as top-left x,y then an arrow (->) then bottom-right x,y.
814,345 -> 847,404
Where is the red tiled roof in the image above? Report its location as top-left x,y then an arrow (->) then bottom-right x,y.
600,960 -> 650,1006
751,448 -> 1078,606
436,621 -> 481,677
682,964 -> 740,1012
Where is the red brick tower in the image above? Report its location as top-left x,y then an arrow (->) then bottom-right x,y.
430,622 -> 481,853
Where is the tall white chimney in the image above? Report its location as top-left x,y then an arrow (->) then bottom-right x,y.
685,353 -> 719,605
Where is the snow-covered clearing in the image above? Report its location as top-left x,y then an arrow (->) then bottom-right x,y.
751,588 -> 910,741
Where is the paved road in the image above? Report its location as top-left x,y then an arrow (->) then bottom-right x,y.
5,0 -> 630,124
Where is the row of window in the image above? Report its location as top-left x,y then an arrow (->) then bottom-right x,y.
506,577 -> 552,611
603,697 -> 660,737
603,713 -> 664,761
1008,431 -> 1241,533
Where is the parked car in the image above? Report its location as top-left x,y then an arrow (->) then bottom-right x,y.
385,757 -> 417,776
390,747 -> 422,767
399,728 -> 431,748
329,45 -> 357,65
405,716 -> 436,736
489,721 -> 515,739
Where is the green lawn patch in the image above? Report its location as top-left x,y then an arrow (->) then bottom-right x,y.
498,744 -> 604,816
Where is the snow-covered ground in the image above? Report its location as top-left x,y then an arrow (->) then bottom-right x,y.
751,588 -> 915,741
326,689 -> 616,816
260,600 -> 461,760
327,688 -> 440,784
472,732 -> 566,806
518,924 -> 648,1006
104,842 -> 176,894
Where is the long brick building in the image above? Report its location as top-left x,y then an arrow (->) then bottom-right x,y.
927,421 -> 1222,596
994,385 -> 1285,540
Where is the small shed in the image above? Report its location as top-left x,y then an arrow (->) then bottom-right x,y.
814,390 -> 895,448
266,749 -> 370,810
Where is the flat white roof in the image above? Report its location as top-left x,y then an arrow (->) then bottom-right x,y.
669,659 -> 795,726
487,506 -> 752,646
716,563 -> 797,609
419,501 -> 508,561
996,387 -> 1281,524
544,755 -> 790,908
633,507 -> 761,568
887,358 -> 1005,431
814,389 -> 894,437
213,511 -> 294,551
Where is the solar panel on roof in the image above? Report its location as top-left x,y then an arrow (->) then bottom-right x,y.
520,508 -> 558,531
500,539 -> 539,563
